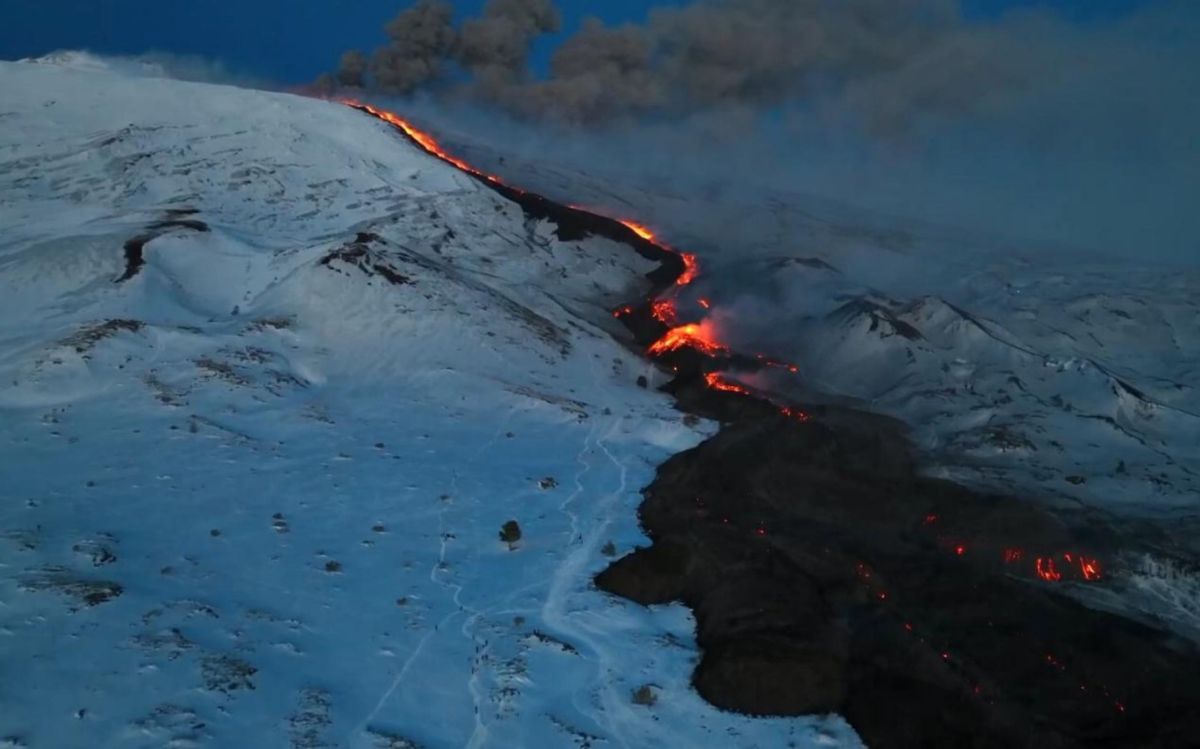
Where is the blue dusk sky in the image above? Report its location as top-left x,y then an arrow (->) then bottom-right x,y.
0,0 -> 1167,84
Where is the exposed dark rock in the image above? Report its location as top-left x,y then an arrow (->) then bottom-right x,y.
116,213 -> 210,283
200,654 -> 257,694
62,319 -> 143,353
828,298 -> 924,341
597,411 -> 1200,746
318,233 -> 412,286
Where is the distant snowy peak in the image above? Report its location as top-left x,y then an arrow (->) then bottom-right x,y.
19,49 -> 168,77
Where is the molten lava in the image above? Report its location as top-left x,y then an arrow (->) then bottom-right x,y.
649,322 -> 727,356
705,372 -> 752,395
344,101 -> 504,185
1079,556 -> 1102,581
677,252 -> 700,287
999,547 -> 1102,582
618,219 -> 656,242
344,99 -> 812,411
1036,557 -> 1064,582
651,299 -> 679,325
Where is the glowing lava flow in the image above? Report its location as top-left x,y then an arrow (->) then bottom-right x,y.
651,299 -> 679,325
705,372 -> 752,395
342,100 -> 504,185
648,322 -> 727,356
343,99 -> 808,414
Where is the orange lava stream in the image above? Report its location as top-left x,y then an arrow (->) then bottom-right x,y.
618,219 -> 656,241
648,323 -> 727,356
342,99 -> 810,415
705,372 -> 752,395
343,99 -> 506,186
677,252 -> 700,286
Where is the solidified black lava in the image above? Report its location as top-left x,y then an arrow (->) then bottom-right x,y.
318,232 -> 412,285
116,234 -> 151,282
353,104 -> 1200,747
597,377 -> 1200,747
116,212 -> 210,283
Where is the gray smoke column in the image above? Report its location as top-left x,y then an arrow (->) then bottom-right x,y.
454,0 -> 561,101
369,0 -> 456,94
515,0 -> 1050,128
508,18 -> 661,123
326,0 -> 1199,263
335,50 -> 367,88
322,0 -> 1067,129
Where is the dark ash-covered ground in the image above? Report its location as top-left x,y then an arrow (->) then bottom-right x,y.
598,375 -> 1200,747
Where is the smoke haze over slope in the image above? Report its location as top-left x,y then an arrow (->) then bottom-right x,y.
323,0 -> 1197,264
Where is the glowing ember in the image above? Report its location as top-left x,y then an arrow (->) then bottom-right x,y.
649,323 -> 726,356
780,406 -> 811,422
1078,556 -> 1102,581
1036,557 -> 1063,582
705,372 -> 752,395
698,297 -> 712,309
651,299 -> 678,325
613,305 -> 634,318
1003,548 -> 1025,564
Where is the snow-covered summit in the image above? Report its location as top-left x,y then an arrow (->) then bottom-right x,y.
18,49 -> 169,77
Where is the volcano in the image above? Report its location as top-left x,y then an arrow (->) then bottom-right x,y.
3,56 -> 1199,749
346,101 -> 1200,746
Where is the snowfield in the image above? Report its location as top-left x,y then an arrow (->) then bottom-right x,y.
0,59 -> 860,748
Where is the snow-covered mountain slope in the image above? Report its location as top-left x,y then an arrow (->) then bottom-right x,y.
437,126 -> 1200,520
0,62 -> 861,748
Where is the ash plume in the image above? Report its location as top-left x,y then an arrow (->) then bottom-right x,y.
508,18 -> 661,123
455,0 -> 562,91
324,0 -> 1061,128
368,0 -> 456,95
335,50 -> 367,88
324,0 -> 1199,263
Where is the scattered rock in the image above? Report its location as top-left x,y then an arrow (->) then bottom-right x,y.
632,685 -> 657,707
200,654 -> 257,694
499,521 -> 522,550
